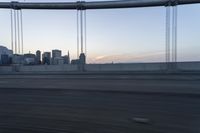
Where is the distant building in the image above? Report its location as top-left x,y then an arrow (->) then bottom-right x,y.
53,57 -> 64,65
71,53 -> 86,65
63,51 -> 70,64
57,58 -> 65,65
79,53 -> 86,65
12,54 -> 24,64
52,49 -> 61,65
71,59 -> 79,65
52,50 -> 61,58
0,45 -> 13,65
42,52 -> 51,65
1,54 -> 10,65
24,53 -> 36,65
36,50 -> 41,64
63,55 -> 70,64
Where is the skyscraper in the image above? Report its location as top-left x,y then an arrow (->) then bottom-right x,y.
52,50 -> 62,65
42,52 -> 51,65
36,50 -> 41,64
79,53 -> 86,65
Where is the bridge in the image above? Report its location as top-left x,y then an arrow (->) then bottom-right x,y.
0,1 -> 200,133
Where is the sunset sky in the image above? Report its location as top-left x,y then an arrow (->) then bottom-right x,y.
0,0 -> 200,63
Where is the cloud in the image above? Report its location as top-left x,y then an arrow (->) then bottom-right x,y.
88,51 -> 165,63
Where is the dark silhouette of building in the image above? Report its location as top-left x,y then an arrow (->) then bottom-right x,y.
42,52 -> 51,65
63,56 -> 70,64
52,49 -> 62,65
71,59 -> 79,64
79,53 -> 86,65
63,51 -> 70,64
0,45 -> 13,65
71,53 -> 86,65
24,53 -> 36,65
12,54 -> 24,64
36,50 -> 41,64
70,53 -> 86,71
1,54 -> 11,65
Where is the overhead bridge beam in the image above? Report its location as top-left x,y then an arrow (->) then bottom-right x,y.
0,0 -> 199,10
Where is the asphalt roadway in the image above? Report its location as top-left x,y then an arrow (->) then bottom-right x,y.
0,74 -> 200,133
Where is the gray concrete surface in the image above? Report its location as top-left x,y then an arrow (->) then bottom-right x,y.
1,62 -> 200,73
0,74 -> 200,133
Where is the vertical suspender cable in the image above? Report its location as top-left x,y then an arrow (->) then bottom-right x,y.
174,6 -> 178,62
165,6 -> 170,63
14,10 -> 17,54
84,10 -> 87,56
172,6 -> 177,63
77,10 -> 80,58
10,9 -> 13,52
172,7 -> 174,62
17,10 -> 20,54
80,10 -> 83,54
20,10 -> 24,54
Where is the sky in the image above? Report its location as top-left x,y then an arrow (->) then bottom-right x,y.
0,0 -> 200,63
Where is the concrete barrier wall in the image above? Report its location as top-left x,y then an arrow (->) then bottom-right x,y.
0,62 -> 200,73
0,66 -> 13,73
19,64 -> 78,72
85,62 -> 200,72
177,62 -> 200,71
85,63 -> 167,72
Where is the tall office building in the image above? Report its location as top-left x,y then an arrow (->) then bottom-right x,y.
42,52 -> 51,65
36,50 -> 41,64
79,53 -> 86,65
52,50 -> 62,65
52,50 -> 61,58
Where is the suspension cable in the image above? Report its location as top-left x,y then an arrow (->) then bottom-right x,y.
77,10 -> 80,58
165,6 -> 170,63
84,10 -> 87,56
14,10 -> 17,54
17,10 -> 20,54
20,10 -> 24,54
80,10 -> 83,54
10,9 -> 13,52
174,6 -> 178,62
172,6 -> 177,63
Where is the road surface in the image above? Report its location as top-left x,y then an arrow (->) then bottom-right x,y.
0,74 -> 199,133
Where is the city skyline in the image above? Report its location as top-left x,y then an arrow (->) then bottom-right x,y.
0,45 -> 73,65
0,0 -> 200,63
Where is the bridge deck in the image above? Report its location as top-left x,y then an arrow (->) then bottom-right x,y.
0,74 -> 199,133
